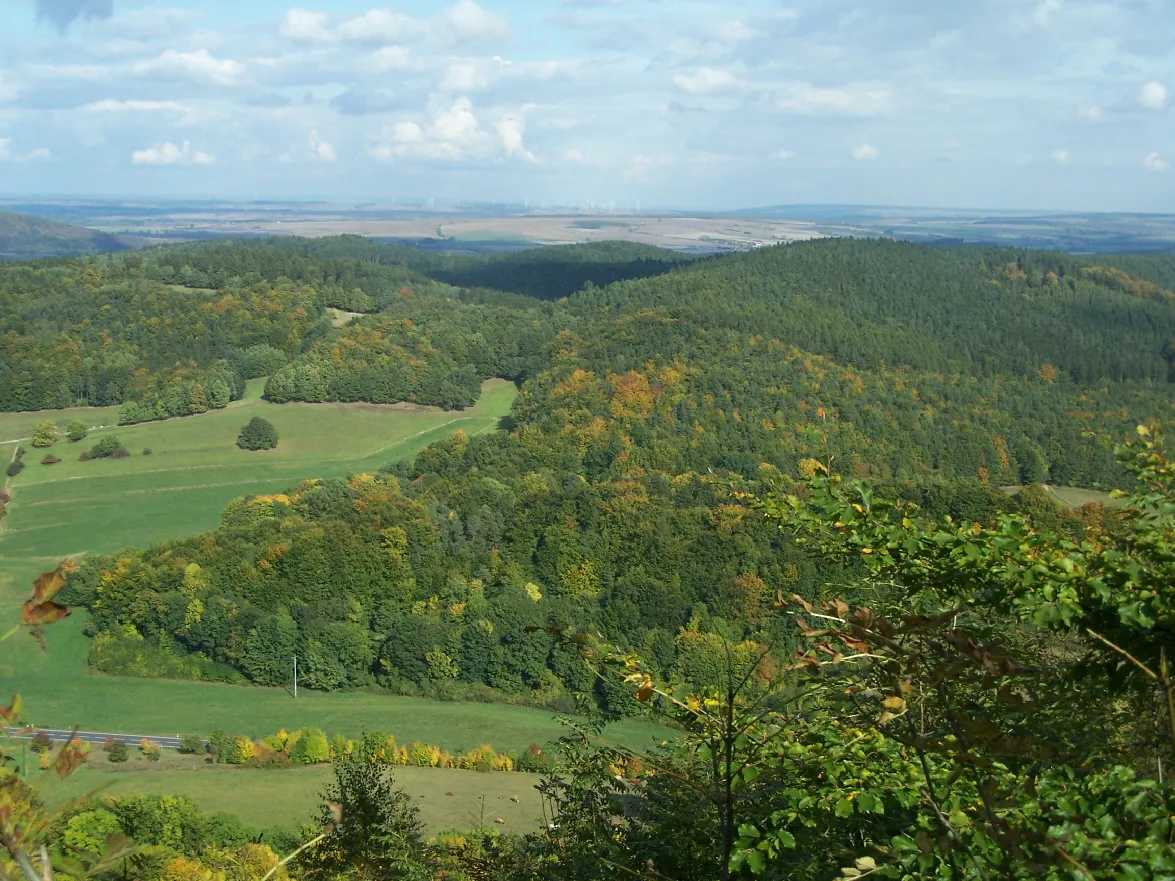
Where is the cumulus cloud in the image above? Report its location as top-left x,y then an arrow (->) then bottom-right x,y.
369,47 -> 411,72
280,8 -> 333,43
136,49 -> 244,86
32,0 -> 112,32
1144,151 -> 1169,172
131,141 -> 214,165
1140,81 -> 1168,110
290,0 -> 509,46
1052,149 -> 1069,165
673,67 -> 741,94
779,86 -> 891,116
496,114 -> 534,161
370,97 -> 533,162
308,129 -> 336,161
851,144 -> 880,160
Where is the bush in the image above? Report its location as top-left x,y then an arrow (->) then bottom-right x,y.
67,420 -> 88,442
6,460 -> 24,478
84,436 -> 124,460
177,734 -> 205,755
289,728 -> 330,764
141,739 -> 162,762
30,420 -> 57,448
0,492 -> 9,503
40,454 -> 60,466
142,448 -> 153,456
30,731 -> 52,754
111,447 -> 130,459
14,447 -> 24,458
108,741 -> 128,763
236,417 -> 279,451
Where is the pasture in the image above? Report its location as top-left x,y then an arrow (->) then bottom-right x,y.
41,758 -> 548,835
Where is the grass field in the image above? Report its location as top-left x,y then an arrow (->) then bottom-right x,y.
1001,484 -> 1122,508
39,755 -> 548,834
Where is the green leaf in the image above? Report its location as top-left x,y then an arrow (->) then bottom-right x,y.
834,798 -> 855,818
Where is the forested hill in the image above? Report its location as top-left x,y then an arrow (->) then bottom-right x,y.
146,236 -> 693,301
0,209 -> 131,260
40,236 -> 1175,709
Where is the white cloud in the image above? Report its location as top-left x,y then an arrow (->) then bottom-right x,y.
1078,106 -> 1103,121
1144,151 -> 1169,172
84,99 -> 190,113
280,8 -> 334,43
770,149 -> 795,161
0,139 -> 10,161
1052,149 -> 1069,165
440,61 -> 490,92
369,46 -> 410,72
137,49 -> 244,86
496,114 -> 534,161
673,67 -> 741,94
131,141 -> 215,165
851,144 -> 880,160
308,129 -> 336,161
1140,81 -> 1168,110
25,148 -> 51,161
563,148 -> 585,163
440,0 -> 510,40
330,0 -> 508,45
778,86 -> 891,116
370,98 -> 534,163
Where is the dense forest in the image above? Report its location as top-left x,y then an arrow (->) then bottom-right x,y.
23,236 -> 1170,709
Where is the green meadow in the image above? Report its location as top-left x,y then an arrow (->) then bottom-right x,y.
40,757 -> 547,835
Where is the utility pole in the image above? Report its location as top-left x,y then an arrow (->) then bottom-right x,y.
293,654 -> 298,699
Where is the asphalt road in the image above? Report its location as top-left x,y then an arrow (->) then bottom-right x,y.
8,728 -> 186,749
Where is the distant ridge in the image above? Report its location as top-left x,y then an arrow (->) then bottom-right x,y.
0,209 -> 133,260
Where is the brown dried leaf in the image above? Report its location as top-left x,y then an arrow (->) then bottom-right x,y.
32,567 -> 67,605
21,600 -> 70,627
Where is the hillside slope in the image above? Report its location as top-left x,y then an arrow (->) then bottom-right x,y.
0,209 -> 132,260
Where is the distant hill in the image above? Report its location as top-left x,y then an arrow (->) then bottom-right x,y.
0,210 -> 132,260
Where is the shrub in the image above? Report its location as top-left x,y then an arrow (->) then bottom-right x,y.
30,731 -> 52,754
67,420 -> 88,442
40,454 -> 60,465
14,447 -> 24,458
30,420 -> 57,448
6,460 -> 24,478
177,734 -> 205,755
108,741 -> 128,763
142,448 -> 153,456
84,436 -> 124,460
236,417 -> 279,451
141,739 -> 162,762
103,735 -> 115,752
0,492 -> 9,503
111,447 -> 130,459
289,728 -> 330,764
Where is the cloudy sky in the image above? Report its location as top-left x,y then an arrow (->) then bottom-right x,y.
0,0 -> 1171,210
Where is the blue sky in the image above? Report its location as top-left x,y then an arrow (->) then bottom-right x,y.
0,0 -> 1172,210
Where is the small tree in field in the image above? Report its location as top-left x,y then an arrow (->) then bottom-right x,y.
30,421 -> 57,448
66,420 -> 88,442
237,417 -> 279,451
107,741 -> 128,763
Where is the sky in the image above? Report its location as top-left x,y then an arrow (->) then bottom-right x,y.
0,0 -> 1172,211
